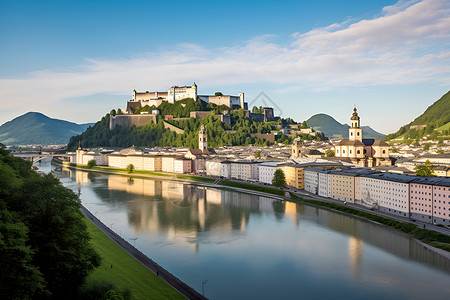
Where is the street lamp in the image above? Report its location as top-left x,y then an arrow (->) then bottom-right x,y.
202,280 -> 208,296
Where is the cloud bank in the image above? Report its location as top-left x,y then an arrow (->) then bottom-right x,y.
0,0 -> 449,114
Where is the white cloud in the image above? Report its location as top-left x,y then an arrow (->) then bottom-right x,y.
0,0 -> 449,124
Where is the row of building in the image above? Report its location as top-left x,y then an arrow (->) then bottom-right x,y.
304,168 -> 450,225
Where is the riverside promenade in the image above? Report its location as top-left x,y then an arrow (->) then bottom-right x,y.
80,205 -> 207,300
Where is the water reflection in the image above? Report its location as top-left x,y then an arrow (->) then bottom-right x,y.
46,164 -> 450,299
69,170 -> 449,274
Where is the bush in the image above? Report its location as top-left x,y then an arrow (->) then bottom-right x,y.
126,164 -> 134,174
87,160 -> 96,168
78,280 -> 131,300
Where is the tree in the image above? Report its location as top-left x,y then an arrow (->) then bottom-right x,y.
127,164 -> 135,174
0,203 -> 48,299
87,159 -> 96,168
272,169 -> 286,187
325,149 -> 335,157
254,151 -> 261,159
414,160 -> 436,177
214,92 -> 223,96
436,150 -> 444,154
0,147 -> 101,298
423,142 -> 431,151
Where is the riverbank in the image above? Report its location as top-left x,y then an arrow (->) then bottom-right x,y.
52,159 -> 214,183
81,206 -> 207,300
53,160 -> 450,254
288,193 -> 450,255
83,216 -> 185,300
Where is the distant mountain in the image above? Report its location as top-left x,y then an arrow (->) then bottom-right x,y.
384,91 -> 450,140
306,113 -> 385,139
0,112 -> 93,146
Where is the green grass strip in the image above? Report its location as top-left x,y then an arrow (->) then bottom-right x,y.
61,162 -> 215,183
219,180 -> 285,196
84,217 -> 184,300
289,193 -> 450,252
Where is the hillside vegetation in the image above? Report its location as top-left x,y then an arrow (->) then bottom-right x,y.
0,145 -> 101,299
69,109 -> 277,150
0,112 -> 92,145
384,91 -> 450,141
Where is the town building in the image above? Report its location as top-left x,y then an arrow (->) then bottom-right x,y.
334,107 -> 391,167
230,160 -> 262,181
75,144 -> 110,166
360,173 -> 414,216
174,158 -> 192,174
410,177 -> 450,225
108,148 -> 163,171
259,161 -> 288,184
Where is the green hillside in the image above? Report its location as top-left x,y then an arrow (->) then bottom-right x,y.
306,113 -> 384,139
0,112 -> 93,146
384,91 -> 450,140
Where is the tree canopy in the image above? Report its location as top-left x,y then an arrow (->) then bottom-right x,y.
414,160 -> 436,177
0,144 -> 100,299
272,169 -> 286,187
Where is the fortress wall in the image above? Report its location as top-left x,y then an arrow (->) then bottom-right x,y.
109,114 -> 157,130
163,121 -> 185,134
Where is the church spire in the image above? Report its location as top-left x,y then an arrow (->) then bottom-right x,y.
349,106 -> 362,141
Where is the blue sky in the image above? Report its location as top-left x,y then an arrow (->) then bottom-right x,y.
0,0 -> 449,133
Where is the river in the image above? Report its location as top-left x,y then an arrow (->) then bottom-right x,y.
38,161 -> 450,299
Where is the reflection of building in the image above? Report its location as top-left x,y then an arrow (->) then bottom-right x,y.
334,107 -> 391,167
348,236 -> 364,279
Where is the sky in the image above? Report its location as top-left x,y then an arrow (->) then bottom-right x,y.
0,0 -> 449,134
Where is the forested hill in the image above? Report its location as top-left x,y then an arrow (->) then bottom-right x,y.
0,112 -> 93,145
383,91 -> 450,140
68,110 -> 275,150
68,108 -> 323,151
306,113 -> 384,139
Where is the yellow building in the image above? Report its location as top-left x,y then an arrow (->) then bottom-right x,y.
283,162 -> 344,190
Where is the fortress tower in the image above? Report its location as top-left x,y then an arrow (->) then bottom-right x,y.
199,124 -> 207,151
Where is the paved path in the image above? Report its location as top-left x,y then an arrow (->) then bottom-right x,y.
80,205 -> 207,300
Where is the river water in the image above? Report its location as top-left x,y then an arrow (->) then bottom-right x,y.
39,161 -> 450,299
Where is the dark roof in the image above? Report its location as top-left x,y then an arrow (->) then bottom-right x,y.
304,149 -> 323,156
411,177 -> 450,187
363,172 -> 416,184
338,139 -> 365,146
293,161 -> 344,168
362,139 -> 374,146
328,168 -> 376,177
188,148 -> 216,156
372,140 -> 389,147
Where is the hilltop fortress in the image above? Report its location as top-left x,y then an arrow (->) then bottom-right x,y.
126,83 -> 247,113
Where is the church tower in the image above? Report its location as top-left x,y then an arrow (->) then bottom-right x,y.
349,106 -> 362,142
199,124 -> 207,151
291,137 -> 303,158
